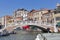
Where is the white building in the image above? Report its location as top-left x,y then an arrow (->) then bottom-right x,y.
14,8 -> 29,21
0,17 -> 5,25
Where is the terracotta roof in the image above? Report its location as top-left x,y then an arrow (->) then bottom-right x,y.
5,15 -> 13,19
30,9 -> 38,13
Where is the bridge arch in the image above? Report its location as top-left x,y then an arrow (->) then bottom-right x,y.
22,25 -> 51,33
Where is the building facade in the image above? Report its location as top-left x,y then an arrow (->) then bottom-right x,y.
41,9 -> 54,25
14,8 -> 29,21
0,17 -> 5,25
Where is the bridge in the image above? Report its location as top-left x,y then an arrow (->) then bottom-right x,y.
0,21 -> 58,33
5,21 -> 57,32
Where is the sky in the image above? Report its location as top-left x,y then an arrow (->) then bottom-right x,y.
0,0 -> 60,17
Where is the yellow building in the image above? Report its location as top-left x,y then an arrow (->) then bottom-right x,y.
54,13 -> 60,22
54,3 -> 60,23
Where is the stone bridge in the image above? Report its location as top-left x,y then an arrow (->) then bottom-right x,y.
0,21 -> 58,32
11,21 -> 54,32
13,21 -> 53,29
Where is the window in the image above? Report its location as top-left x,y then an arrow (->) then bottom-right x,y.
56,17 -> 60,21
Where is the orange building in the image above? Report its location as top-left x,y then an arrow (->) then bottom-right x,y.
4,15 -> 13,25
27,9 -> 38,21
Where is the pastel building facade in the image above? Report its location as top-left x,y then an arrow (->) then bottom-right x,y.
0,17 -> 5,25
27,9 -> 42,22
13,8 -> 29,22
41,9 -> 54,25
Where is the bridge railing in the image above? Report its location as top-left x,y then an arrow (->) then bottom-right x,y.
6,20 -> 54,28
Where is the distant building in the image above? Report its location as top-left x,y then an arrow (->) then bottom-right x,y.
27,9 -> 42,23
54,13 -> 60,23
54,3 -> 60,13
41,9 -> 54,25
14,8 -> 29,21
27,9 -> 37,21
4,15 -> 13,26
0,17 -> 5,25
0,15 -> 13,27
54,3 -> 60,23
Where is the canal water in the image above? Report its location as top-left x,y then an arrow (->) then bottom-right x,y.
0,30 -> 60,40
0,30 -> 37,40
